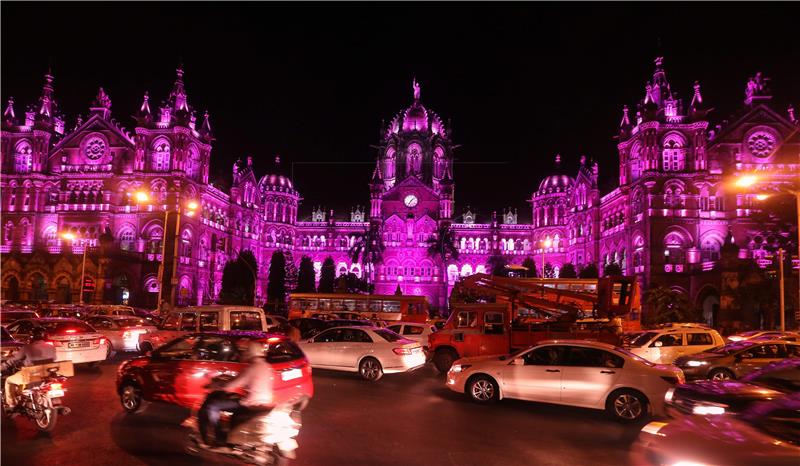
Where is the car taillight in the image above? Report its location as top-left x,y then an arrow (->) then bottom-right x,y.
660,376 -> 680,385
393,348 -> 413,355
94,338 -> 107,345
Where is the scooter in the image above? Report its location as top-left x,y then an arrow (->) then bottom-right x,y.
186,377 -> 307,465
1,361 -> 72,432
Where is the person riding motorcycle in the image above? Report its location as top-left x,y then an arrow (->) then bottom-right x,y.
198,340 -> 275,447
2,327 -> 56,412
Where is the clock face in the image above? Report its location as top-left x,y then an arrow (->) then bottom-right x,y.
403,194 -> 418,208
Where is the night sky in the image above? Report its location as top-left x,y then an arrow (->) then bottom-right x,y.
3,3 -> 799,220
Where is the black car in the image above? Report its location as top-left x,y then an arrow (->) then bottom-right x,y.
666,358 -> 800,417
288,318 -> 329,339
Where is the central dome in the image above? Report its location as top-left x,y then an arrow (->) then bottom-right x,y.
536,155 -> 574,195
384,78 -> 447,139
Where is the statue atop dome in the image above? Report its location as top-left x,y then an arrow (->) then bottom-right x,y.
413,78 -> 420,101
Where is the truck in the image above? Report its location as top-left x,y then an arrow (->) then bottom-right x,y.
428,274 -> 641,372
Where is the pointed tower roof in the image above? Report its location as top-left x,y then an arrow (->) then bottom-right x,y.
690,81 -> 703,109
199,110 -> 213,138
3,97 -> 16,125
90,87 -> 112,119
370,157 -> 383,184
168,64 -> 190,113
37,70 -> 57,120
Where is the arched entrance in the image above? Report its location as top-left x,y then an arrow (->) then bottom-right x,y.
113,274 -> 131,305
30,274 -> 48,301
4,276 -> 20,301
696,286 -> 720,327
57,277 -> 72,304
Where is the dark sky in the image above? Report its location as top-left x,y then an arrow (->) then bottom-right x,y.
3,3 -> 799,220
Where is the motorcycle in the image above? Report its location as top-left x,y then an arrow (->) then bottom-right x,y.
185,375 -> 307,466
1,360 -> 71,432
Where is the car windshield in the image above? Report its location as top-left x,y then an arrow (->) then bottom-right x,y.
709,341 -> 756,354
115,318 -> 148,327
373,328 -> 404,342
39,321 -> 95,335
629,331 -> 658,347
0,327 -> 13,342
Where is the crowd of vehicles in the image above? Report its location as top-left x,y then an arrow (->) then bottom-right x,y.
3,276 -> 800,463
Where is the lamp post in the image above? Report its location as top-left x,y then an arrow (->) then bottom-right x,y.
540,237 -> 552,278
61,232 -> 87,305
732,173 -> 800,331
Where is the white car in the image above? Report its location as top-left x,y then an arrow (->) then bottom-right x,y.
728,330 -> 800,342
298,326 -> 425,381
446,340 -> 685,422
6,318 -> 109,367
85,315 -> 158,354
386,322 -> 437,350
627,326 -> 725,364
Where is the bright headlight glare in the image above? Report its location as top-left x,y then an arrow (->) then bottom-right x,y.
692,404 -> 726,415
664,388 -> 675,402
451,364 -> 471,373
686,361 -> 708,367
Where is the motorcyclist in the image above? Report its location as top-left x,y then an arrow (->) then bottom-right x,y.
198,340 -> 275,447
2,327 -> 56,412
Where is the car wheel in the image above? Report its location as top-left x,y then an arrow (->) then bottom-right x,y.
467,375 -> 499,403
709,368 -> 735,381
120,383 -> 145,414
358,357 -> 383,382
606,389 -> 648,423
433,348 -> 458,373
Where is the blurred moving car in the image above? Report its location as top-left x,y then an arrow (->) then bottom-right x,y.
116,331 -> 313,413
673,340 -> 800,381
632,392 -> 800,466
86,315 -> 158,354
665,358 -> 800,418
386,322 -> 437,351
728,330 -> 800,342
1,310 -> 41,326
138,306 -> 269,353
85,305 -> 137,317
627,325 -> 725,364
132,308 -> 162,326
298,326 -> 425,381
446,340 -> 685,422
0,326 -> 23,359
5,318 -> 108,367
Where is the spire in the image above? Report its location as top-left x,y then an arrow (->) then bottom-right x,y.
3,97 -> 15,125
90,87 -> 112,120
37,71 -> 56,119
413,77 -> 421,101
139,91 -> 151,115
619,105 -> 631,128
169,64 -> 189,113
690,81 -> 703,109
199,109 -> 213,137
371,157 -> 383,184
789,104 -> 797,125
554,154 -> 562,168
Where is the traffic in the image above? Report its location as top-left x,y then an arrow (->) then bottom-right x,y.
2,276 -> 799,465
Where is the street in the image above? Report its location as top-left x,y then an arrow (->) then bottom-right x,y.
2,354 -> 647,466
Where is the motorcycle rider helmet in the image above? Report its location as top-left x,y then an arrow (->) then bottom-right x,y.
30,327 -> 48,342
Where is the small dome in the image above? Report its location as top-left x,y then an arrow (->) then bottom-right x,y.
537,174 -> 574,194
402,103 -> 429,132
258,173 -> 293,190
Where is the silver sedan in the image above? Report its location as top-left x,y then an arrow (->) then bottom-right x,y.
85,316 -> 157,354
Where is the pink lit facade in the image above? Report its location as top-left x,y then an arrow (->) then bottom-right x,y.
2,59 -> 798,319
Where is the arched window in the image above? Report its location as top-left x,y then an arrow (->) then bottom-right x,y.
629,142 -> 642,181
664,231 -> 687,265
30,273 -> 48,301
146,225 -> 163,255
460,264 -> 473,277
151,138 -> 171,172
119,227 -> 136,251
4,222 -> 14,245
187,144 -> 201,180
701,237 -> 722,262
180,229 -> 193,257
662,134 -> 686,172
406,143 -> 422,175
14,140 -> 33,174
447,264 -> 459,285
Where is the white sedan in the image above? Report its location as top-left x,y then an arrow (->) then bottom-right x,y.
85,316 -> 157,354
6,318 -> 109,367
298,326 -> 425,381
446,340 -> 685,422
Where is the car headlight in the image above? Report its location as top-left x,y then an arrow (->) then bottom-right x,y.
691,403 -> 727,415
664,388 -> 675,402
685,360 -> 708,367
451,364 -> 471,373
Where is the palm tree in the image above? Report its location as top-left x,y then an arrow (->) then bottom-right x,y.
427,223 -> 460,310
348,225 -> 385,293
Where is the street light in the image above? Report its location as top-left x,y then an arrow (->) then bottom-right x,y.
732,173 -> 800,331
540,237 -> 552,278
134,191 -> 150,204
61,232 -> 88,305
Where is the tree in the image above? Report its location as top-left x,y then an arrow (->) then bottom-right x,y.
644,286 -> 699,325
318,256 -> 336,293
335,272 -> 372,294
603,262 -> 622,276
560,263 -> 578,278
296,256 -> 316,293
394,283 -> 403,295
267,250 -> 287,308
219,250 -> 258,305
543,262 -> 556,278
521,257 -> 538,278
487,254 -> 508,277
426,223 -> 460,308
578,263 -> 599,278
349,225 -> 385,292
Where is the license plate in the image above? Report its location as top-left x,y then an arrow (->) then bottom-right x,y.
48,390 -> 65,398
281,368 -> 303,381
68,341 -> 90,348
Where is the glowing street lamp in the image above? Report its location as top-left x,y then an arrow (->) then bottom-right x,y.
755,194 -> 770,201
734,174 -> 759,189
134,191 -> 150,203
540,237 -> 552,278
61,231 -> 88,305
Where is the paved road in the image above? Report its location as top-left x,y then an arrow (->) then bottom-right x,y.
3,354 -> 648,466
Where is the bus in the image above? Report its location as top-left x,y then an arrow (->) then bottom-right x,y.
288,293 -> 429,323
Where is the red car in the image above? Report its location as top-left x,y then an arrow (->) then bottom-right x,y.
116,331 -> 313,413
